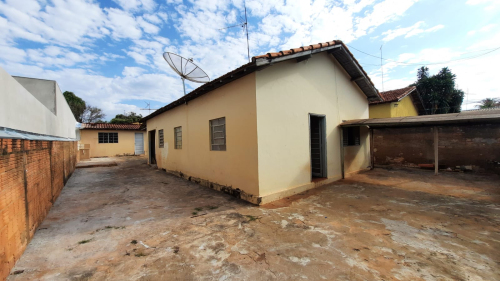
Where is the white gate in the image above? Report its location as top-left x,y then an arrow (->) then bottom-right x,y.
135,133 -> 144,155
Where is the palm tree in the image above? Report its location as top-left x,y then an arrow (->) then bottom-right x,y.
477,98 -> 500,109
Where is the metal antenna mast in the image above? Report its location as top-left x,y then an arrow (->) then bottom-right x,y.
218,1 -> 251,62
140,102 -> 159,114
380,45 -> 384,92
244,1 -> 250,62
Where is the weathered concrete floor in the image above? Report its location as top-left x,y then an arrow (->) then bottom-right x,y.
8,157 -> 500,280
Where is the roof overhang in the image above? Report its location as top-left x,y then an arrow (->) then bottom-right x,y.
254,44 -> 382,103
340,110 -> 500,128
142,40 -> 383,122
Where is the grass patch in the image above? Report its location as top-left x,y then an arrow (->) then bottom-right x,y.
134,252 -> 146,257
207,205 -> 219,210
78,239 -> 93,244
245,215 -> 260,222
192,211 -> 198,216
194,207 -> 203,212
131,240 -> 138,245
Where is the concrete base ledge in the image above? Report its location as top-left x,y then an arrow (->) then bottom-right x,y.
259,176 -> 342,205
76,161 -> 118,169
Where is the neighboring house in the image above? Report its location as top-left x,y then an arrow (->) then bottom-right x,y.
0,68 -> 78,280
369,86 -> 426,118
142,40 -> 383,205
80,123 -> 146,157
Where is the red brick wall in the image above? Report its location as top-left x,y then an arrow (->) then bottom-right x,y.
373,123 -> 500,173
0,139 -> 77,280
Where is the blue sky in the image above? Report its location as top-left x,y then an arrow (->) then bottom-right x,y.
1,0 -> 499,120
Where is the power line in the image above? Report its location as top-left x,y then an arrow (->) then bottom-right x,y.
346,44 -> 500,66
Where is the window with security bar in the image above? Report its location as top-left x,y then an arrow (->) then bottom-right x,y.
174,127 -> 182,149
210,117 -> 226,151
159,129 -> 164,148
98,132 -> 118,143
343,127 -> 360,146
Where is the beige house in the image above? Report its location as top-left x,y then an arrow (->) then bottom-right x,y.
143,40 -> 383,204
80,123 -> 146,158
369,86 -> 426,118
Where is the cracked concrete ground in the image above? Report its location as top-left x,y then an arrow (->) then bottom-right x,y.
8,157 -> 500,280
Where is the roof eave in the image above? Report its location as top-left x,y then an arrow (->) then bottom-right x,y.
254,44 -> 382,103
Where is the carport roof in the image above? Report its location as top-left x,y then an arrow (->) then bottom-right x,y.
340,109 -> 500,128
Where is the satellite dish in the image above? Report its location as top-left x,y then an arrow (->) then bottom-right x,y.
163,52 -> 210,95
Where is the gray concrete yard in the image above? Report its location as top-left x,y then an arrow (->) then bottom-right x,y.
8,157 -> 500,280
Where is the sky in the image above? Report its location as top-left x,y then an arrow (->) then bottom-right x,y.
1,0 -> 499,120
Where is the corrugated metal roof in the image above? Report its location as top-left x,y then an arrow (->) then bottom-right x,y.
0,127 -> 77,141
340,109 -> 500,127
81,123 -> 145,130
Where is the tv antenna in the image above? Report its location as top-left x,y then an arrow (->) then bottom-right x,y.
218,1 -> 250,62
163,52 -> 210,96
140,102 -> 159,114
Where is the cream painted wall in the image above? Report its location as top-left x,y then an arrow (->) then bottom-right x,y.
146,73 -> 259,196
255,52 -> 370,197
80,130 -> 145,157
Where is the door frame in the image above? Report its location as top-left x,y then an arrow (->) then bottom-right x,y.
134,132 -> 144,155
309,113 -> 327,180
148,130 -> 156,164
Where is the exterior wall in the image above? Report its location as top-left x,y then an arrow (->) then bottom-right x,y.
146,73 -> 259,201
369,103 -> 392,118
0,139 -> 77,280
369,95 -> 419,118
0,67 -> 77,139
373,124 -> 500,173
79,130 -> 145,157
13,76 -> 57,115
255,52 -> 370,201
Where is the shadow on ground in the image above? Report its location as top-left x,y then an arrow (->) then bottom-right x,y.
8,157 -> 500,280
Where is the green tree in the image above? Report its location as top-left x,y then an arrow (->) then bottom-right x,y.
109,112 -> 143,124
63,91 -> 86,122
412,66 -> 465,114
477,98 -> 500,109
81,106 -> 106,123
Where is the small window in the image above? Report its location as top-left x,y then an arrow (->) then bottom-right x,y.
174,127 -> 182,149
98,132 -> 118,143
343,127 -> 360,146
159,129 -> 164,148
210,117 -> 226,151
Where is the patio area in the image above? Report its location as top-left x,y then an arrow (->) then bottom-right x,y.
8,157 -> 500,280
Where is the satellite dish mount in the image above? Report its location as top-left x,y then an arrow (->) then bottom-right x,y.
163,52 -> 210,96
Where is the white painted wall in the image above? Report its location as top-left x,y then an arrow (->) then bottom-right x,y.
256,52 -> 370,197
13,76 -> 57,115
0,66 -> 77,139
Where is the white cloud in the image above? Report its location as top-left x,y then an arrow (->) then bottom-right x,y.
0,45 -> 27,63
105,8 -> 143,40
381,21 -> 444,42
112,0 -> 157,12
466,0 -> 500,10
137,16 -> 161,34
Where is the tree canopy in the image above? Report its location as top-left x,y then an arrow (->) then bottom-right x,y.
412,67 -> 465,115
63,91 -> 105,123
81,106 -> 106,123
63,91 -> 86,122
109,112 -> 143,124
477,98 -> 500,109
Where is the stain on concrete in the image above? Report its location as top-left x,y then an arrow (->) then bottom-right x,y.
7,157 -> 500,280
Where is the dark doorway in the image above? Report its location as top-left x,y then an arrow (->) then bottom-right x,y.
310,115 -> 327,178
149,130 -> 156,165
